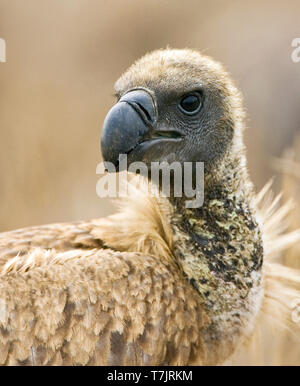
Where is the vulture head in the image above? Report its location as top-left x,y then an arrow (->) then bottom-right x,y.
101,49 -> 244,182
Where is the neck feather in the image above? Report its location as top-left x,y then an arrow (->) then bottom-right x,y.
165,152 -> 264,363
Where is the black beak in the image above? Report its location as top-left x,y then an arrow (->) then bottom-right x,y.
101,89 -> 156,170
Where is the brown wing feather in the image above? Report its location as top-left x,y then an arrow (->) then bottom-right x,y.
0,220 -> 105,267
0,247 -> 207,365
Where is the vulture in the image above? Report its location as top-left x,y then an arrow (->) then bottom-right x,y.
0,49 -> 300,366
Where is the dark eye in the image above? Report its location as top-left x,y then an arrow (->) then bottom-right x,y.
179,93 -> 202,115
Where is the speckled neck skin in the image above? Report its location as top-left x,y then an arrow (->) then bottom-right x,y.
166,152 -> 264,364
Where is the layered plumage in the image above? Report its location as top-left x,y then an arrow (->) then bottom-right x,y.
0,49 -> 299,365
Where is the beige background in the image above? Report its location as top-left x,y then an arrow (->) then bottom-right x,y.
0,0 -> 299,231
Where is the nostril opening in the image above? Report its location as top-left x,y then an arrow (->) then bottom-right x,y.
135,102 -> 153,123
152,130 -> 182,139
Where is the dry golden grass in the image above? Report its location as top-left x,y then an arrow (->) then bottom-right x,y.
227,137 -> 300,365
272,137 -> 300,365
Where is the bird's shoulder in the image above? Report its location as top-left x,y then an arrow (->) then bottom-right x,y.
0,219 -> 105,267
0,247 -> 207,365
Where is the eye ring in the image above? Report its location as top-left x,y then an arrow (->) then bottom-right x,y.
178,92 -> 202,115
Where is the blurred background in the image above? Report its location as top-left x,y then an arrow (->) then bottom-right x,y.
0,0 -> 300,366
0,0 -> 299,231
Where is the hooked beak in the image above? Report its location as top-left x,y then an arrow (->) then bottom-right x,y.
101,89 -> 156,170
101,88 -> 183,171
